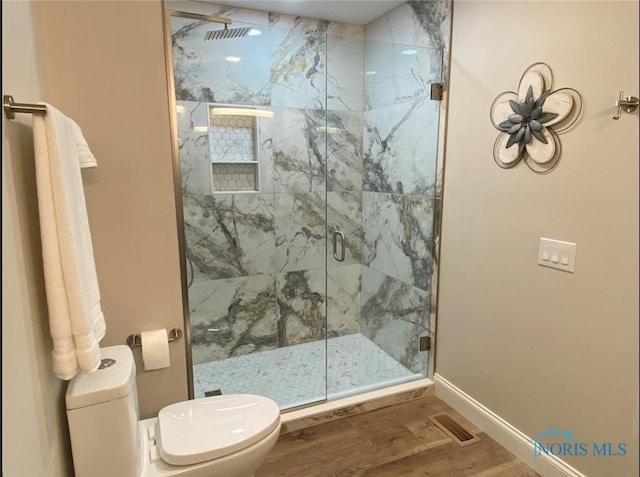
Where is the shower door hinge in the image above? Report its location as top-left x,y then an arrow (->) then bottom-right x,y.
430,83 -> 444,101
419,336 -> 432,352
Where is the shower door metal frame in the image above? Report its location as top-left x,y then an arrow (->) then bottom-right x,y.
161,6 -> 202,400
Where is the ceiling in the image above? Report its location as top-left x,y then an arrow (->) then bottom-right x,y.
206,1 -> 406,25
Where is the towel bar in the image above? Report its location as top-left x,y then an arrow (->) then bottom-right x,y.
126,328 -> 183,348
3,95 -> 47,119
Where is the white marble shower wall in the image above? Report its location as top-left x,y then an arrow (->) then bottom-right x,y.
361,0 -> 451,375
170,2 -> 365,364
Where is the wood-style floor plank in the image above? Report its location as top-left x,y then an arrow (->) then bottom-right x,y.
256,395 -> 540,477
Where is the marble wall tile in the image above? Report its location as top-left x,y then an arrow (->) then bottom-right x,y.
183,193 -> 275,279
327,33 -> 364,111
364,42 -> 442,111
363,97 -> 439,195
276,269 -> 326,346
170,2 -> 366,112
268,12 -> 329,32
190,274 -> 278,364
364,0 -> 451,51
407,0 -> 452,53
327,265 -> 361,337
326,21 -> 364,39
326,110 -> 363,192
272,107 -> 326,192
327,190 -> 362,266
270,25 -> 327,109
177,100 -> 211,196
269,22 -> 362,111
269,13 -> 363,111
361,266 -> 430,375
362,192 -> 434,292
171,16 -> 270,104
275,192 -> 326,273
269,12 -> 363,37
257,114 -> 275,192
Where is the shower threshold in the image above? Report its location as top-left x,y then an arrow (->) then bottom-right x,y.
193,333 -> 423,410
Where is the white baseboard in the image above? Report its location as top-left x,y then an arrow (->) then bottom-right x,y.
434,373 -> 586,477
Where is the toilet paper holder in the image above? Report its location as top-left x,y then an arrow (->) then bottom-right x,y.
126,328 -> 183,348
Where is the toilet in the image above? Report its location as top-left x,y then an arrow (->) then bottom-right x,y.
65,345 -> 281,477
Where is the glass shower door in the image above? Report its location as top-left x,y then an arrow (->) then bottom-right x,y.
325,32 -> 444,399
168,10 -> 329,410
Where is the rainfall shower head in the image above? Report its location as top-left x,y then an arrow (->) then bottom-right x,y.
205,25 -> 252,41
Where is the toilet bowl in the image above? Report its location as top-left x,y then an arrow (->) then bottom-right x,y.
65,345 -> 281,477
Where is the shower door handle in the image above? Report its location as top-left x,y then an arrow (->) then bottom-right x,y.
332,231 -> 346,262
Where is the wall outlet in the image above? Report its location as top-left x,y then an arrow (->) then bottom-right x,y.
538,238 -> 577,273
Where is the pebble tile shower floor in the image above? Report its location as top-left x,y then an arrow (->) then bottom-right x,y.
193,333 -> 419,409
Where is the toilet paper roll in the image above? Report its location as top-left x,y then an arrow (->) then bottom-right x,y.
140,329 -> 170,371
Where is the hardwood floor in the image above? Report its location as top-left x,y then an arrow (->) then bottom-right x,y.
256,395 -> 540,477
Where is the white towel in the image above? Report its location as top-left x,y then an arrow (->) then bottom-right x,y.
32,104 -> 106,380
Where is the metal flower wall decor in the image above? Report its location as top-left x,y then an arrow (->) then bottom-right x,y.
490,63 -> 583,174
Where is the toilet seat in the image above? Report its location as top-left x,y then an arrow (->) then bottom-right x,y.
157,394 -> 281,466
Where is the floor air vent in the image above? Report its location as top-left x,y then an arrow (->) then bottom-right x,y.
428,413 -> 479,447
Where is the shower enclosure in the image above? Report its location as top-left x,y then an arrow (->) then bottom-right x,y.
165,0 -> 451,410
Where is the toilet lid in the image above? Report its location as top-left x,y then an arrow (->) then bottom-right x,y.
157,394 -> 280,466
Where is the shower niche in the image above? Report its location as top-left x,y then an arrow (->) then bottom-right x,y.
167,0 -> 451,410
209,105 -> 269,193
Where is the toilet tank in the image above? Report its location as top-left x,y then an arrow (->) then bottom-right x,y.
66,345 -> 141,477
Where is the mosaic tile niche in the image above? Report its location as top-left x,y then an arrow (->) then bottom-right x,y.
209,108 -> 259,191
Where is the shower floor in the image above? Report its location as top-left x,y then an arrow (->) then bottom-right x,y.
193,333 -> 420,409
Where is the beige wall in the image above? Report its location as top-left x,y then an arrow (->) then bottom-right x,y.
437,1 -> 638,476
2,1 -> 73,476
37,0 -> 189,418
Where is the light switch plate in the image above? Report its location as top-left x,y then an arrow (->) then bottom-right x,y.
538,238 -> 577,273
